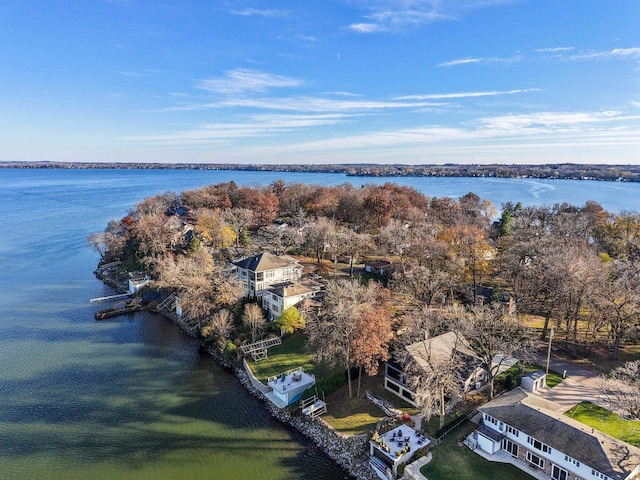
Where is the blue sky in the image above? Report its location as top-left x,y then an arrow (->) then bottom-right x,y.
1,1 -> 639,165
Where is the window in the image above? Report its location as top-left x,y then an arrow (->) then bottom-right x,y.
527,436 -> 551,453
265,271 -> 274,279
506,425 -> 519,437
502,439 -> 518,458
526,452 -> 544,468
485,415 -> 498,426
552,465 -> 568,480
564,455 -> 580,467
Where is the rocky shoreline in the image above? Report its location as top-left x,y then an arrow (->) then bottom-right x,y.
94,269 -> 377,480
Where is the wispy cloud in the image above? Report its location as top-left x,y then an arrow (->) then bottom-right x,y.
216,96 -> 445,113
345,0 -> 516,33
437,55 -> 523,67
229,8 -> 289,18
196,69 -> 305,95
569,47 -> 640,60
395,88 -> 540,100
437,57 -> 483,67
632,101 -> 640,108
347,9 -> 446,33
126,114 -> 351,145
263,110 -> 640,154
535,46 -> 574,53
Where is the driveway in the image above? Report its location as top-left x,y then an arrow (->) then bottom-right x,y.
535,355 -> 603,412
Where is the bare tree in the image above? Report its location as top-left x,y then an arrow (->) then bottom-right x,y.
463,304 -> 534,399
224,208 -> 254,249
243,303 -> 266,343
201,309 -> 234,349
303,217 -> 336,264
399,306 -> 467,421
591,260 -> 640,360
599,361 -> 640,420
391,265 -> 453,308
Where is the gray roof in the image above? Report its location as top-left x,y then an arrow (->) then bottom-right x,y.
479,388 -> 640,480
266,280 -> 320,299
406,331 -> 479,371
233,252 -> 299,273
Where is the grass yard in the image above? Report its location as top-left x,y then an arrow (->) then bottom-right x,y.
248,333 -> 335,383
565,402 -> 640,447
420,421 -> 534,480
323,370 -> 419,435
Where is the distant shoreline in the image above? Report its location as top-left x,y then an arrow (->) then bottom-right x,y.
2,161 -> 640,182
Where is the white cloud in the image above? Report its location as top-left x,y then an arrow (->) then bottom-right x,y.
569,47 -> 640,60
437,57 -> 484,67
217,95 -> 446,113
125,114 -> 351,145
534,46 -> 574,52
229,8 -> 288,18
395,88 -> 540,100
345,0 -> 516,33
437,55 -> 523,67
196,69 -> 305,95
631,101 -> 640,108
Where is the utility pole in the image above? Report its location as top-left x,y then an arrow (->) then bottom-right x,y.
546,328 -> 554,374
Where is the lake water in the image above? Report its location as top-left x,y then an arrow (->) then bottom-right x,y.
1,168 -> 639,480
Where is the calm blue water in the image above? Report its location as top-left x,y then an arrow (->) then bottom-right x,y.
1,168 -> 639,480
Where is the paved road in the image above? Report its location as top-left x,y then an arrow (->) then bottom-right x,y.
535,355 -> 603,412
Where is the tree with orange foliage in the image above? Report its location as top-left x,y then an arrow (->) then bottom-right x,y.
306,279 -> 392,399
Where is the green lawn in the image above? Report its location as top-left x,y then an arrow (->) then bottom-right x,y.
322,370 -> 418,435
420,421 -> 534,480
565,402 -> 640,447
248,333 -> 334,382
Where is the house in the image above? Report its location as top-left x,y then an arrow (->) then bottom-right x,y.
469,387 -> 640,480
128,273 -> 151,294
364,260 -> 393,276
384,331 -> 488,407
261,280 -> 322,320
233,252 -> 302,298
384,331 -> 516,408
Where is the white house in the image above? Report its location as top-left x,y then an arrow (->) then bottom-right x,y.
233,252 -> 302,298
470,387 -> 640,480
261,280 -> 322,320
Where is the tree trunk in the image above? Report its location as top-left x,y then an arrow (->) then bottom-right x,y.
349,255 -> 355,276
346,362 -> 353,399
357,365 -> 363,398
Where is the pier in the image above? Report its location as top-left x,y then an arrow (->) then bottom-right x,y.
90,293 -> 132,305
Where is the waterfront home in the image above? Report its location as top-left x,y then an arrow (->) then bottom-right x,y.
233,252 -> 302,298
265,367 -> 315,408
468,387 -> 640,480
261,280 -> 323,320
369,426 -> 430,480
384,331 -> 494,407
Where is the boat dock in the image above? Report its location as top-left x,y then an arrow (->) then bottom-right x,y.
94,300 -> 142,320
90,293 -> 132,305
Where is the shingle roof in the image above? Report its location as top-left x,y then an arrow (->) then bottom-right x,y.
479,388 -> 640,480
406,331 -> 479,371
233,252 -> 299,272
267,280 -> 319,298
